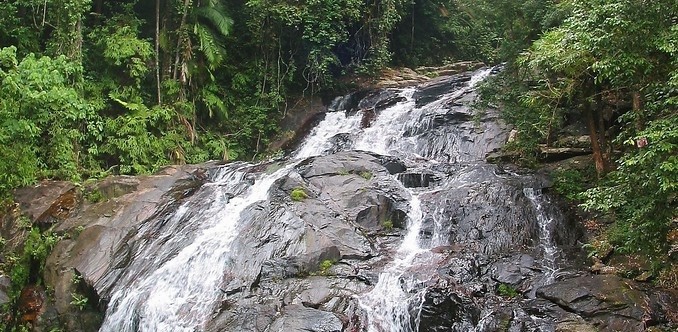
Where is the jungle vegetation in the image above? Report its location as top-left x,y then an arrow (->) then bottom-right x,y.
0,0 -> 675,273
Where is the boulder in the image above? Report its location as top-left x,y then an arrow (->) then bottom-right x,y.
43,165 -> 206,329
13,181 -> 79,228
537,275 -> 678,331
268,305 -> 343,332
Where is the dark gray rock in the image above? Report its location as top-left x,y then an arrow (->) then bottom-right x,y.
537,275 -> 678,332
12,181 -> 79,227
268,305 -> 343,332
397,172 -> 437,188
414,73 -> 473,107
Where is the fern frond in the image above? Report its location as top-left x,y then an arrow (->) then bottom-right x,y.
194,4 -> 233,39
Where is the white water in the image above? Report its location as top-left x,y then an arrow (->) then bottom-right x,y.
359,194 -> 427,332
294,111 -> 362,159
100,164 -> 296,331
100,67 -> 495,331
353,88 -> 417,156
350,68 -> 495,330
523,188 -> 559,283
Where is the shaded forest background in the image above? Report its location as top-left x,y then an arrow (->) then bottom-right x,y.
0,0 -> 676,266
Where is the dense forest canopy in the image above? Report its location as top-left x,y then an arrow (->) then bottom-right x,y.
0,0 -> 676,260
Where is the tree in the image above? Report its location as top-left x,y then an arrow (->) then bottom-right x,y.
0,46 -> 95,195
518,0 -> 675,176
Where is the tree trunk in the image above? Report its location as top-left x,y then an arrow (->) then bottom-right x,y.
632,90 -> 643,130
595,87 -> 610,172
585,103 -> 606,177
172,0 -> 191,83
582,80 -> 608,177
155,0 -> 162,105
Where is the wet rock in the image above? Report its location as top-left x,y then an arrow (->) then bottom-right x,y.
417,287 -> 480,332
13,181 -> 80,227
397,172 -> 437,188
268,305 -> 343,332
414,72 -> 474,107
537,275 -> 678,331
325,133 -> 353,154
377,155 -> 407,175
42,164 -> 205,330
356,89 -> 405,113
18,284 -> 45,325
419,164 -> 547,255
491,254 -> 537,287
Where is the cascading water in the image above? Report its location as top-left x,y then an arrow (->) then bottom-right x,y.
99,163 -> 297,331
523,188 -> 560,283
96,66 -> 572,332
359,194 -> 426,332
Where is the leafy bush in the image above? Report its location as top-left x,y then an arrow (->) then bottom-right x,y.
582,111 -> 677,257
552,167 -> 594,201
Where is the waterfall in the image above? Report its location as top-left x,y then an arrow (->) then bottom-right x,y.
350,69 -> 496,330
353,88 -> 417,156
294,111 -> 362,159
99,163 -> 297,331
359,194 -> 427,332
523,188 -> 560,283
96,67 -> 568,331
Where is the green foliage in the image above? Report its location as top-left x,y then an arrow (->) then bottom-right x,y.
497,283 -> 519,298
381,219 -> 394,231
70,292 -> 88,311
318,259 -> 336,275
84,189 -> 105,204
359,171 -> 373,180
0,46 -> 92,196
5,226 -> 62,305
290,187 -> 309,202
552,167 -> 595,201
582,112 -> 678,257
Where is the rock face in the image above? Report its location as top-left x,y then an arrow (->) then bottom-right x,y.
537,275 -> 678,332
6,67 -> 674,332
38,165 -> 207,331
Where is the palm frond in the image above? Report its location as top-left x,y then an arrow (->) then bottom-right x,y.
194,4 -> 233,39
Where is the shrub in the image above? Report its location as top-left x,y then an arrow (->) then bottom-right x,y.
318,259 -> 335,275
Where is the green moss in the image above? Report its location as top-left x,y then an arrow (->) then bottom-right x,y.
359,171 -> 373,180
84,189 -> 105,203
290,187 -> 309,201
318,259 -> 336,275
381,219 -> 394,231
497,283 -> 519,298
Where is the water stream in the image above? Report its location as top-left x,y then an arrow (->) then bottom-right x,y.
98,67 -> 564,331
523,188 -> 560,283
358,194 -> 426,332
100,164 -> 297,331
